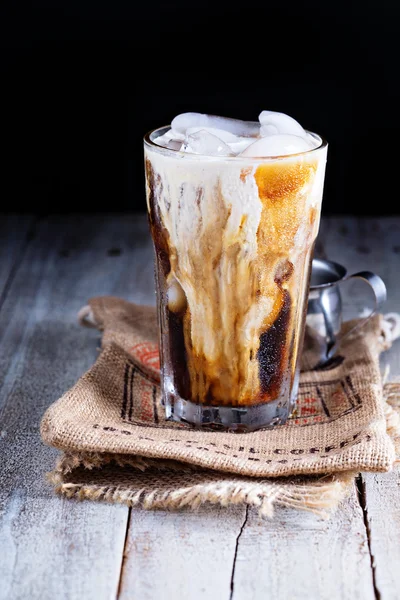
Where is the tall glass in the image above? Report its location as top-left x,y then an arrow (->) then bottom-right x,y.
144,126 -> 327,431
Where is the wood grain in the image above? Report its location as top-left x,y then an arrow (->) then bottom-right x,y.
0,214 -> 153,600
0,215 -> 34,297
359,219 -> 400,600
118,506 -> 247,600
230,483 -> 375,600
360,472 -> 400,600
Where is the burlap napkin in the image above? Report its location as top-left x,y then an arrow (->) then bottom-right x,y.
40,297 -> 400,517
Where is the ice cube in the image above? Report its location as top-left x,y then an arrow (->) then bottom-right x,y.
240,134 -> 314,157
183,130 -> 234,156
154,130 -> 184,149
153,133 -> 169,148
185,126 -> 257,155
228,138 -> 256,154
165,139 -> 184,151
186,126 -> 239,143
172,113 -> 260,137
258,110 -> 306,138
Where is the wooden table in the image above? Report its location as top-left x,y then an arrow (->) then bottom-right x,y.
0,214 -> 399,600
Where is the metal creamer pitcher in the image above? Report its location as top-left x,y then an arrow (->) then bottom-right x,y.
304,258 -> 387,369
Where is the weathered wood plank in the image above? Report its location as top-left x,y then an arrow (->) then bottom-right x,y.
358,219 -> 400,600
360,471 -> 400,600
321,216 -> 400,600
0,214 -> 34,296
231,484 -> 374,600
118,505 -> 247,600
0,214 -> 154,600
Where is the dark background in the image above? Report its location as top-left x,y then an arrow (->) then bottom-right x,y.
1,0 -> 398,215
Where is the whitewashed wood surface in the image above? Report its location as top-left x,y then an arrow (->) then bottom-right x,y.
0,214 -> 399,600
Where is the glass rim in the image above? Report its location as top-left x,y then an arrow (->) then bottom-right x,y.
143,124 -> 328,161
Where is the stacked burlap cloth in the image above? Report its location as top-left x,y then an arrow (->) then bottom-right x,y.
40,297 -> 400,517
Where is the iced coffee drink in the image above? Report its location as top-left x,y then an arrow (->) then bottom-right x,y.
144,111 -> 327,430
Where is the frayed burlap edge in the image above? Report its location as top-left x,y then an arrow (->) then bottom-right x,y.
46,381 -> 400,518
47,468 -> 357,519
53,450 -> 200,475
382,380 -> 400,459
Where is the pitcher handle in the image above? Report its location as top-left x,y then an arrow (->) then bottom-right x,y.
326,271 -> 387,359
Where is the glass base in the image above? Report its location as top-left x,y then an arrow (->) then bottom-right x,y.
165,393 -> 294,432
